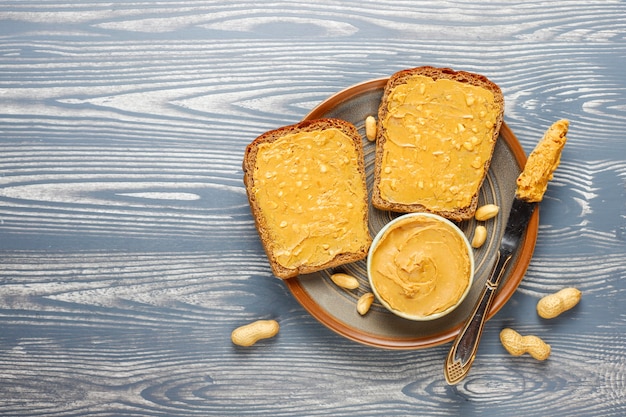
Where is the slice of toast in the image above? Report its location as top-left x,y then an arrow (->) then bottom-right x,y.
372,66 -> 504,221
243,118 -> 371,279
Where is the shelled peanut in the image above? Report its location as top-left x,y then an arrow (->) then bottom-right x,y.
471,225 -> 487,248
331,273 -> 360,290
475,204 -> 500,221
357,292 -> 374,315
470,204 -> 499,248
365,116 -> 377,141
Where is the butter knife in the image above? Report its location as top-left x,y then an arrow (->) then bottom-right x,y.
444,196 -> 536,384
444,119 -> 569,385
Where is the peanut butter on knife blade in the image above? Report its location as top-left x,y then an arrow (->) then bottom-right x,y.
516,119 -> 569,202
445,118 -> 570,385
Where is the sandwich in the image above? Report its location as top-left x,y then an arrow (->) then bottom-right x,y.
243,118 -> 371,279
372,66 -> 505,221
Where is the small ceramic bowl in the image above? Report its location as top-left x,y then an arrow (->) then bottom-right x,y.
367,212 -> 474,321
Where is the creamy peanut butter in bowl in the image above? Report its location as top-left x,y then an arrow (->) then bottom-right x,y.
367,213 -> 474,321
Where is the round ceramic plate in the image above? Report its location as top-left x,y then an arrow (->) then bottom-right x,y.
285,79 -> 539,350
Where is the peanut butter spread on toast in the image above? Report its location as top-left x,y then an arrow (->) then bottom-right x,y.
379,75 -> 500,211
252,128 -> 369,269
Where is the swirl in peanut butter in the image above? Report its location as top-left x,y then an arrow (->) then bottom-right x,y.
370,216 -> 471,317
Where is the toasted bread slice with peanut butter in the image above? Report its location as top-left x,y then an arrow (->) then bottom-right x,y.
243,118 -> 371,279
372,66 -> 504,221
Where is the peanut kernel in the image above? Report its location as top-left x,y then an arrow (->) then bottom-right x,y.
330,273 -> 359,290
475,204 -> 500,221
471,157 -> 483,169
357,293 -> 375,315
471,225 -> 487,248
365,116 -> 377,141
462,142 -> 474,151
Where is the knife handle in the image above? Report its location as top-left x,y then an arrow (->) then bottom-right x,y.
444,250 -> 513,385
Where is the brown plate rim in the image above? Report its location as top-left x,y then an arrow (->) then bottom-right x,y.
284,78 -> 539,350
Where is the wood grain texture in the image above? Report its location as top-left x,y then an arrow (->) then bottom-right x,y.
1,1 -> 625,415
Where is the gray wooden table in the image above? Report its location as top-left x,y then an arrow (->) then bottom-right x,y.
1,1 -> 625,416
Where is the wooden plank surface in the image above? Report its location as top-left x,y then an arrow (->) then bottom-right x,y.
1,1 -> 625,415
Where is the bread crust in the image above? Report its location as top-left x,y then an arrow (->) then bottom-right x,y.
372,66 -> 504,221
243,118 -> 371,279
